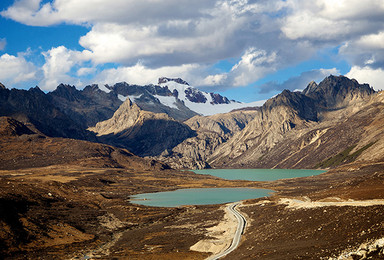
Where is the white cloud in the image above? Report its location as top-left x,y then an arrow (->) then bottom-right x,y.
230,48 -> 277,86
0,38 -> 6,51
282,0 -> 384,41
1,0 -> 217,26
40,46 -> 91,90
355,31 -> 384,50
202,74 -> 228,86
0,0 -> 61,26
346,66 -> 384,90
77,67 -> 96,77
0,53 -> 38,86
339,31 -> 384,69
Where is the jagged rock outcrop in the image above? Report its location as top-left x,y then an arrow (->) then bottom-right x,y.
207,75 -> 378,169
157,110 -> 258,168
89,98 -> 195,157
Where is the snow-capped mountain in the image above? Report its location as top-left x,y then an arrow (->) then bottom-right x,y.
109,77 -> 264,117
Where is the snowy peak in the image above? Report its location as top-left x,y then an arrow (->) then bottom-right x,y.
158,77 -> 189,86
157,77 -> 253,115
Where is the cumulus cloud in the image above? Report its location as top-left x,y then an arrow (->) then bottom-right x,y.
346,66 -> 384,91
40,46 -> 91,90
229,48 -> 278,86
339,31 -> 384,69
1,0 -> 217,26
0,53 -> 38,86
281,0 -> 384,41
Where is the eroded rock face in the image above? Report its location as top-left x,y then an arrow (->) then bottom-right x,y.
89,98 -> 195,157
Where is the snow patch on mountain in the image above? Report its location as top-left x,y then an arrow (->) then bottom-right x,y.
154,95 -> 178,109
98,84 -> 111,93
118,94 -> 127,102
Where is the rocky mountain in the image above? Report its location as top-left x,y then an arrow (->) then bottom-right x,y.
303,76 -> 374,109
158,109 -> 259,169
208,75 -> 378,169
88,98 -> 196,157
0,85 -> 95,140
48,84 -> 123,128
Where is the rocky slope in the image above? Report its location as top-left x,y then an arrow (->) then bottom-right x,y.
208,75 -> 378,169
88,98 -> 195,157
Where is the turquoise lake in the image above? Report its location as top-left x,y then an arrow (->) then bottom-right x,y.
193,168 -> 325,181
130,169 -> 325,207
130,188 -> 274,207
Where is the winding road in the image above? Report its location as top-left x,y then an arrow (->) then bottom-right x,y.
208,202 -> 246,260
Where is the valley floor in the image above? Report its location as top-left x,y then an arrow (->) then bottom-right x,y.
1,161 -> 384,259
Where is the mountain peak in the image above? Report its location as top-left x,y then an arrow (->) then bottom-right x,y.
158,77 -> 190,86
302,81 -> 318,95
304,75 -> 375,108
0,82 -> 6,90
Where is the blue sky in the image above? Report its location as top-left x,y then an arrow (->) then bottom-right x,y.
1,0 -> 384,102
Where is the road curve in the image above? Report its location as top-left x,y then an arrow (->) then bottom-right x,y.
207,202 -> 246,260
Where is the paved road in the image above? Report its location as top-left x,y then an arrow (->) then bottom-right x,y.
207,202 -> 246,260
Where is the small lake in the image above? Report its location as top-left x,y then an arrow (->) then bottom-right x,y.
193,169 -> 325,181
130,169 -> 325,207
130,188 -> 274,207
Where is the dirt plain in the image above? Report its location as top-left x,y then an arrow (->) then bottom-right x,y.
1,133 -> 384,259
